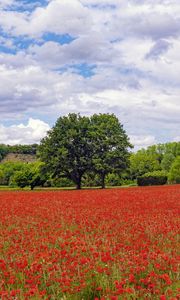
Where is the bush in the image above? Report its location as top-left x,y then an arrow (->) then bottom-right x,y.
105,173 -> 122,186
51,177 -> 74,188
82,172 -> 101,187
137,171 -> 168,186
0,162 -> 27,185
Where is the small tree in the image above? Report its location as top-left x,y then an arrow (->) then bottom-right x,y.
11,170 -> 30,188
11,162 -> 44,190
0,162 -> 27,185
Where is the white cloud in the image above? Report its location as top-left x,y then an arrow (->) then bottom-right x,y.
0,0 -> 180,147
0,118 -> 50,145
129,134 -> 156,150
0,0 -> 14,8
0,0 -> 91,37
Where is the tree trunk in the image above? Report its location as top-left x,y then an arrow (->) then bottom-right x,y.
76,176 -> 82,189
30,184 -> 35,191
101,173 -> 106,189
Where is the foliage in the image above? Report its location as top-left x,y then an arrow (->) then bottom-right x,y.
89,113 -> 132,188
10,162 -> 45,190
0,162 -> 27,185
146,142 -> 180,161
105,173 -> 122,186
39,113 -> 92,189
130,149 -> 161,178
39,113 -> 132,189
161,152 -> 176,171
10,170 -> 30,188
130,141 -> 180,179
0,144 -> 9,161
82,172 -> 101,187
168,156 -> 180,184
137,170 -> 168,186
51,177 -> 74,188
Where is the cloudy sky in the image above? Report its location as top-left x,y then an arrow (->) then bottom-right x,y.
0,0 -> 180,149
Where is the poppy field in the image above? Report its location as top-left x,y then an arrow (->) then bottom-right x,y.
0,186 -> 179,300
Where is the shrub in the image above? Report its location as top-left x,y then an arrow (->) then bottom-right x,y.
52,177 -> 74,188
137,170 -> 168,186
105,173 -> 122,186
82,172 -> 101,187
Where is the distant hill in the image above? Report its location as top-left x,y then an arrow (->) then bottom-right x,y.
1,153 -> 37,163
0,144 -> 38,163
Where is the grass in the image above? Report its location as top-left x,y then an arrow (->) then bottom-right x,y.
0,184 -> 137,191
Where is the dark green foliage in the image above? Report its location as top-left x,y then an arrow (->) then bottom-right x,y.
7,144 -> 38,155
82,172 -> 101,187
51,177 -> 74,188
105,173 -> 122,186
137,171 -> 168,186
39,113 -> 132,189
0,144 -> 9,161
90,114 -> 132,188
39,113 -> 92,189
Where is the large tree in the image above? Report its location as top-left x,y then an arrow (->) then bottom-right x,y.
39,113 -> 131,189
39,113 -> 92,189
90,114 -> 132,188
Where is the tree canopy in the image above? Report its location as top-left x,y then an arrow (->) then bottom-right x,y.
129,141 -> 180,179
39,114 -> 92,189
39,113 -> 132,189
90,114 -> 132,188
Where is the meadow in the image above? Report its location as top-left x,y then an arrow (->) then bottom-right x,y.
0,185 -> 179,299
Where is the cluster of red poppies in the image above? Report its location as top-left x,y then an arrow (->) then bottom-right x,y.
0,185 -> 179,299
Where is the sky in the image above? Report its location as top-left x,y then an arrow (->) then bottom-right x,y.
0,0 -> 180,150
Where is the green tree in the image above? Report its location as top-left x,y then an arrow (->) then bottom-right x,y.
11,170 -> 30,188
0,161 -> 27,185
11,162 -> 44,190
90,114 -> 132,188
0,144 -> 9,161
0,169 -> 4,185
168,156 -> 180,184
39,114 -> 92,189
161,152 -> 175,171
39,113 -> 131,189
130,150 -> 161,178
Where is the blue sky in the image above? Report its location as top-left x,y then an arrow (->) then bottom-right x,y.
0,0 -> 180,149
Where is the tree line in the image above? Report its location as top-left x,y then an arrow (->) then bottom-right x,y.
0,113 -> 179,189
